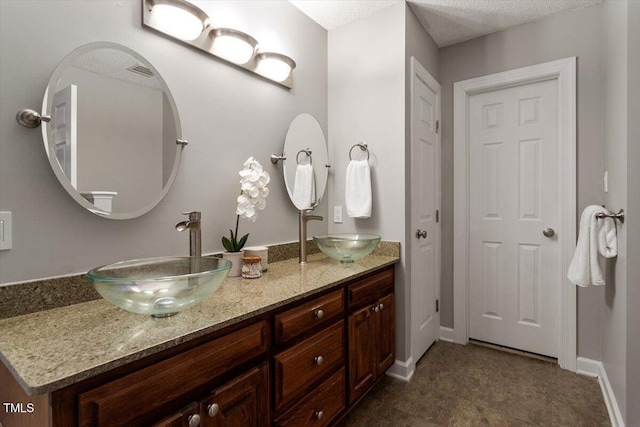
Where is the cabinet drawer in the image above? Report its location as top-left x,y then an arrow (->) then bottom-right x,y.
78,320 -> 269,427
275,289 -> 344,344
274,321 -> 344,411
274,368 -> 345,427
348,267 -> 394,310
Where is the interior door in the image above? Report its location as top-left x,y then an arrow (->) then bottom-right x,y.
410,58 -> 440,363
52,84 -> 78,188
468,79 -> 560,357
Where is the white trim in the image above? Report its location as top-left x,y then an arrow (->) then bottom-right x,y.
576,356 -> 600,377
409,56 -> 442,365
438,326 -> 454,343
576,358 -> 625,427
385,357 -> 415,382
453,57 -> 577,371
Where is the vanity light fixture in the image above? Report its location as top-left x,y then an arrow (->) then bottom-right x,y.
255,53 -> 296,83
145,0 -> 209,41
210,28 -> 258,65
142,0 -> 296,88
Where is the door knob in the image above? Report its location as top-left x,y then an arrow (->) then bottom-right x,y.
416,229 -> 427,239
543,228 -> 555,237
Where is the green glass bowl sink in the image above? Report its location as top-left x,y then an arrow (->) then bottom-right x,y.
313,234 -> 381,263
87,257 -> 231,318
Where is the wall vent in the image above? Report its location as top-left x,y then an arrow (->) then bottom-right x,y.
127,64 -> 154,77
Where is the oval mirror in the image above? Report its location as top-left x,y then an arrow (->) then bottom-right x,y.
282,113 -> 328,211
41,42 -> 183,219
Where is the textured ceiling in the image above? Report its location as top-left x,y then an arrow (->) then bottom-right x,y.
289,0 -> 603,47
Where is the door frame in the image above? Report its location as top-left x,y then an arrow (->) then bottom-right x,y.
453,57 -> 577,371
409,56 -> 441,364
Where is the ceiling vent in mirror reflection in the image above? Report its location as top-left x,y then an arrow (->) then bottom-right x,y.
16,42 -> 186,220
142,0 -> 296,88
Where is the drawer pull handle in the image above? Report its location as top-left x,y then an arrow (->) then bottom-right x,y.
314,410 -> 324,420
188,414 -> 201,427
207,403 -> 219,417
314,356 -> 324,365
314,309 -> 324,319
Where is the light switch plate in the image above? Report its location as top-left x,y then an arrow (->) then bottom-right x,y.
333,206 -> 343,223
0,211 -> 12,250
604,170 -> 608,193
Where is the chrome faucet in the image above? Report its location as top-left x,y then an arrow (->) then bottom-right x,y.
299,209 -> 323,264
175,211 -> 201,257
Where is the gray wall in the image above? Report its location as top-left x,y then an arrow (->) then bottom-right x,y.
0,0 -> 328,284
327,3 -> 408,359
625,1 -> 640,425
602,0 -> 628,420
439,4 -> 605,360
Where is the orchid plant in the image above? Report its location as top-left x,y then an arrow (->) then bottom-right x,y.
222,157 -> 270,252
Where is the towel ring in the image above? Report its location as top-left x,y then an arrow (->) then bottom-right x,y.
296,148 -> 312,165
349,142 -> 370,161
596,208 -> 625,224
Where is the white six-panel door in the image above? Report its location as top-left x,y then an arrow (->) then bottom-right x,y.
468,79 -> 560,357
410,58 -> 440,363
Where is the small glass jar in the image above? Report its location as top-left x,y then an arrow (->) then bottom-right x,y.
242,256 -> 262,279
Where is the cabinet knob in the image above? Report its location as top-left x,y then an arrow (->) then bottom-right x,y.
372,305 -> 380,313
379,303 -> 384,311
314,410 -> 324,420
207,403 -> 219,418
314,309 -> 324,319
188,414 -> 201,427
314,356 -> 324,365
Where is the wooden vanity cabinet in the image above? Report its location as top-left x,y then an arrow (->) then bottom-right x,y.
13,264 -> 396,427
347,270 -> 395,404
62,320 -> 270,427
150,364 -> 269,427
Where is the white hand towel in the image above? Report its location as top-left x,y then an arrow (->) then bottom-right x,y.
345,159 -> 372,218
567,205 -> 618,287
292,163 -> 316,210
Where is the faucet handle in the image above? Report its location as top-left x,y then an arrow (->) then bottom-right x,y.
182,211 -> 201,220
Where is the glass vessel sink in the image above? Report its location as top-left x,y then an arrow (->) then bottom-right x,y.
313,234 -> 381,263
87,257 -> 231,318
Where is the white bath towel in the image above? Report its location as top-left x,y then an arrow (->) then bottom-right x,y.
567,205 -> 618,287
292,163 -> 315,210
345,159 -> 372,218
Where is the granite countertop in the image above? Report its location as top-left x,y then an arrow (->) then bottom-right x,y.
0,252 -> 398,396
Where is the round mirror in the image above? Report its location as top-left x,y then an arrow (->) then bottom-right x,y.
41,42 -> 183,219
282,113 -> 328,210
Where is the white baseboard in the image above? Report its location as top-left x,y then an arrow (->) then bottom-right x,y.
439,326 -> 454,342
576,357 -> 625,427
385,357 -> 415,382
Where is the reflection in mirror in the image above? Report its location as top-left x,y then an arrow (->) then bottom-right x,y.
42,42 -> 183,219
282,114 -> 327,210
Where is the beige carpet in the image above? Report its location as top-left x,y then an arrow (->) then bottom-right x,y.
338,341 -> 610,426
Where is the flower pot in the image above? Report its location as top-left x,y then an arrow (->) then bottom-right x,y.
222,251 -> 244,277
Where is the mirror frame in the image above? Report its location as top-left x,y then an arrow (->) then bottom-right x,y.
41,41 -> 183,219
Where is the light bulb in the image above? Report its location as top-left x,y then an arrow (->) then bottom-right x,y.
152,3 -> 205,41
211,29 -> 257,65
256,53 -> 295,82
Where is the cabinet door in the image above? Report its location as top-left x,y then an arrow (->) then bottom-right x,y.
348,306 -> 375,404
200,364 -> 269,427
375,294 -> 395,376
151,402 -> 199,427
